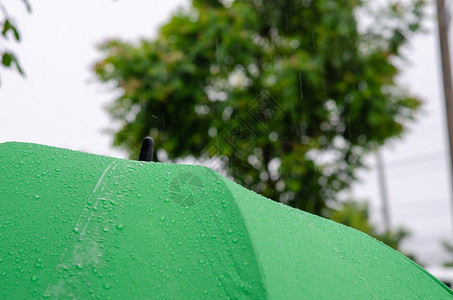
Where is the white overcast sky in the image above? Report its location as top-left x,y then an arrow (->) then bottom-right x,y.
0,0 -> 452,266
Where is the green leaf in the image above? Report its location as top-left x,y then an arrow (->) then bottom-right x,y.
2,20 -> 12,37
21,0 -> 32,13
0,1 -> 31,84
13,58 -> 25,75
2,20 -> 20,41
0,52 -> 24,75
12,26 -> 20,41
2,53 -> 13,67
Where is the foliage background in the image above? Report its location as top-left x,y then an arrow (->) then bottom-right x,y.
95,0 -> 424,214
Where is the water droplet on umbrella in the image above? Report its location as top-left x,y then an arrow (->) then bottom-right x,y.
116,224 -> 125,230
33,195 -> 40,199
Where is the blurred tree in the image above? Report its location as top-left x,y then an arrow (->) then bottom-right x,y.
441,241 -> 453,267
332,200 -> 415,260
94,0 -> 425,217
0,0 -> 30,84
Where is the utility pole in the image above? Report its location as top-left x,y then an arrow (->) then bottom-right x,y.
376,151 -> 391,232
436,0 -> 453,241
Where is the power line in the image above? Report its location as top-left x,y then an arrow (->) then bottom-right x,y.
384,161 -> 448,179
361,152 -> 448,182
392,197 -> 450,205
375,151 -> 446,170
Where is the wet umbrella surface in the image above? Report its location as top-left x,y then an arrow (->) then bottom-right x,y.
0,142 -> 452,299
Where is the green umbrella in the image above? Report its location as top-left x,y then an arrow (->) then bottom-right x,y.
0,141 -> 451,299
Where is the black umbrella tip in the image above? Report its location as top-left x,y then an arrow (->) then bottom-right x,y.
139,137 -> 154,162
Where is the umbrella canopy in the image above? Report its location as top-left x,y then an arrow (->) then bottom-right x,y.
0,142 -> 451,299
